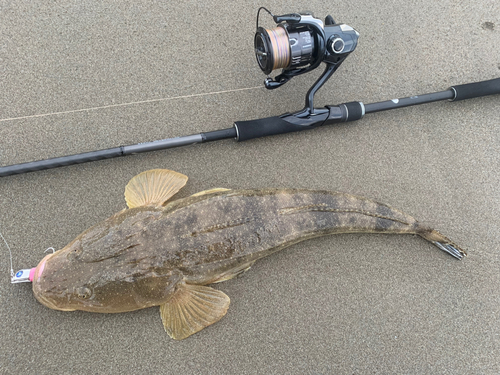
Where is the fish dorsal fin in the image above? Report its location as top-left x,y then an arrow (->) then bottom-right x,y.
159,283 -> 230,340
125,169 -> 188,208
191,188 -> 231,197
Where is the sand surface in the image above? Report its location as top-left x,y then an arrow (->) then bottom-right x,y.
1,2 -> 499,374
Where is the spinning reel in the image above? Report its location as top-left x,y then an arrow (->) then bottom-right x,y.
254,8 -> 359,114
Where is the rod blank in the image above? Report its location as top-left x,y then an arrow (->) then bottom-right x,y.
0,148 -> 125,177
364,90 -> 455,114
0,128 -> 236,177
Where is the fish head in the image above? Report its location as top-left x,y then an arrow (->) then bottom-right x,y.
32,235 -> 180,313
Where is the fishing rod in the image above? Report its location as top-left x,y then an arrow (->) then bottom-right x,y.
1,8 -> 499,178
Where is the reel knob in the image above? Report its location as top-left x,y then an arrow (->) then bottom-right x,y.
328,37 -> 345,54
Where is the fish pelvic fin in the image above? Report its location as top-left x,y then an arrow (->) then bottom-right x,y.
417,226 -> 467,260
125,169 -> 188,208
160,282 -> 230,340
211,261 -> 256,284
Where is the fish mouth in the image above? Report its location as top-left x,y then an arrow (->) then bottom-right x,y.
33,252 -> 56,282
32,282 -> 76,312
33,289 -> 73,311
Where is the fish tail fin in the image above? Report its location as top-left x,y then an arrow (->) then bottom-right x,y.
416,225 -> 467,260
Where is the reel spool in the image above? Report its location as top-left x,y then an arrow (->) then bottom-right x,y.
255,24 -> 315,74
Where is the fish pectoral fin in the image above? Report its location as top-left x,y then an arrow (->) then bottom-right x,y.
191,188 -> 231,197
159,283 -> 230,340
125,169 -> 188,208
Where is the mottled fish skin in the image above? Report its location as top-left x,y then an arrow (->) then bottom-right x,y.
32,188 -> 462,315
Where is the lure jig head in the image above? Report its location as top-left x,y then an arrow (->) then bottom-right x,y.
5,237 -> 54,283
11,268 -> 35,283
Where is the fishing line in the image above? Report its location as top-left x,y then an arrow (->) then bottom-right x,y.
0,228 -> 15,278
1,223 -> 56,281
265,26 -> 291,71
0,85 -> 264,123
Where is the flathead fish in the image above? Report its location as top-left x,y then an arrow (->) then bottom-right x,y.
32,169 -> 466,339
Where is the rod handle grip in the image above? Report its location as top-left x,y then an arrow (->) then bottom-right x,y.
234,114 -> 329,142
234,102 -> 366,142
234,116 -> 309,142
451,77 -> 500,101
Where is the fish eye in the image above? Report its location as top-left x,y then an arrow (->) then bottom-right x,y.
75,287 -> 92,299
66,241 -> 82,260
67,247 -> 82,260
